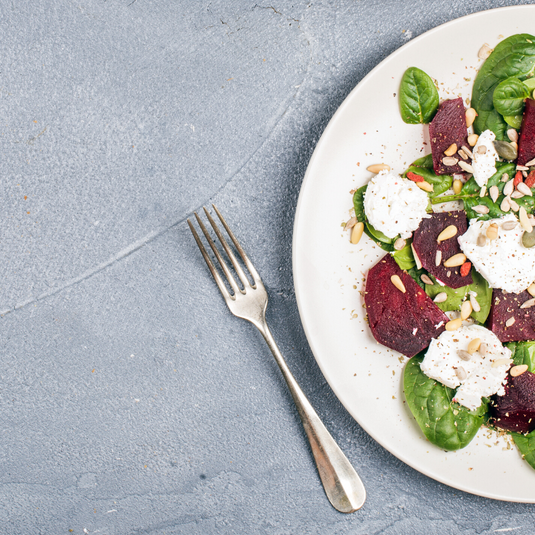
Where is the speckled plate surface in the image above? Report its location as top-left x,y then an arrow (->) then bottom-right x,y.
293,5 -> 535,502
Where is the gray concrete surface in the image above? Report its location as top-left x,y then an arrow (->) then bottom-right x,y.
3,1 -> 535,533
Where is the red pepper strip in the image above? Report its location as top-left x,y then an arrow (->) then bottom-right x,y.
460,261 -> 471,277
407,171 -> 425,183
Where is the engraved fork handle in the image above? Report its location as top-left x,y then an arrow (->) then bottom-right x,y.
256,319 -> 366,513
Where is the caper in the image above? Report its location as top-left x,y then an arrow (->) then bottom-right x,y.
522,228 -> 535,248
493,140 -> 518,161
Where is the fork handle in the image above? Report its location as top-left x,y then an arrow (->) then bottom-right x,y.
257,321 -> 366,513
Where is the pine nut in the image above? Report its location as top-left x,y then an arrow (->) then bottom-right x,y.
507,129 -> 519,143
444,253 -> 467,267
478,43 -> 493,59
504,180 -> 514,196
446,318 -> 463,331
489,185 -> 500,203
457,350 -> 472,361
493,358 -> 513,368
435,250 -> 442,266
502,220 -> 518,230
486,223 -> 499,240
421,274 -> 434,285
505,317 -> 516,328
434,292 -> 447,303
509,198 -> 520,212
437,225 -> 458,243
472,205 -> 489,214
461,146 -> 474,159
520,297 -> 535,309
461,300 -> 473,320
467,338 -> 481,354
511,365 -> 528,377
411,243 -> 422,270
391,274 -> 406,293
350,222 -> 365,244
470,294 -> 481,312
467,133 -> 479,146
417,181 -> 434,192
466,108 -> 478,128
519,206 -> 533,232
477,234 -> 486,247
455,366 -> 468,381
528,283 -> 535,297
453,179 -> 462,194
367,163 -> 390,174
517,182 -> 533,196
501,197 -> 511,212
444,143 -> 458,156
458,161 -> 475,174
442,156 -> 459,166
394,238 -> 406,251
511,141 -> 518,151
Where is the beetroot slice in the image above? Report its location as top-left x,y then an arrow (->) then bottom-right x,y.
487,290 -> 535,342
412,211 -> 472,289
429,98 -> 469,176
517,99 -> 535,166
364,254 -> 448,358
490,370 -> 535,433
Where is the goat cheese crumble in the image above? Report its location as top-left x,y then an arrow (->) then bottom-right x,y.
364,171 -> 430,239
471,129 -> 499,187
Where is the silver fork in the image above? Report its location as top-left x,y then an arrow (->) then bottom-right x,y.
187,205 -> 366,513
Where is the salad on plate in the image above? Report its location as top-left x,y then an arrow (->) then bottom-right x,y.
348,33 -> 535,469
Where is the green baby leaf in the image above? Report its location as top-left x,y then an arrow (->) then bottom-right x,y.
410,154 -> 434,168
509,341 -> 535,371
404,354 -> 488,451
392,241 -> 415,270
400,67 -> 439,124
403,166 -> 452,199
512,430 -> 535,471
493,77 -> 530,117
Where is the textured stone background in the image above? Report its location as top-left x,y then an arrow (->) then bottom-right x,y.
3,1 -> 535,533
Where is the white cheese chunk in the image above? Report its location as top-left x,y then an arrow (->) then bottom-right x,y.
420,324 -> 511,410
364,171 -> 430,239
458,214 -> 535,294
472,130 -> 499,187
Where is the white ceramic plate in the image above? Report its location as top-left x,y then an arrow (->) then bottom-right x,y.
293,6 -> 535,502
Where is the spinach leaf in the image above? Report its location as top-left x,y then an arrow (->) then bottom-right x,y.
512,431 -> 535,471
400,67 -> 439,124
510,341 -> 535,371
504,114 -> 523,129
404,354 -> 488,451
472,34 -> 535,139
467,270 -> 493,324
524,77 -> 535,91
493,77 -> 530,117
403,166 -> 452,198
392,241 -> 415,270
410,154 -> 433,168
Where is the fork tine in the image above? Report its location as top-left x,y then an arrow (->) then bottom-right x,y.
187,218 -> 233,299
203,206 -> 254,289
193,211 -> 243,296
211,204 -> 262,285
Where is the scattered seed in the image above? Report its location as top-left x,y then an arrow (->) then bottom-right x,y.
493,358 -> 513,368
504,179 -> 514,196
501,172 -> 510,183
477,234 -> 487,247
479,342 -> 488,356
345,217 -> 357,230
417,181 -> 434,192
479,186 -> 487,198
457,350 -> 472,361
522,228 -> 535,248
511,141 -> 519,151
367,163 -> 390,173
472,205 -> 490,214
523,170 -> 529,178
501,197 -> 511,212
465,108 -> 478,128
442,156 -> 459,166
458,160 -> 475,174
511,364 -> 528,377
461,300 -> 473,320
411,243 -> 422,270
467,133 -> 479,146
470,293 -> 481,312
489,185 -> 499,203
467,338 -> 481,354
477,145 -> 487,155
446,318 -> 463,331
390,274 -> 406,293
443,253 -> 467,267
478,43 -> 493,59
505,317 -> 516,328
434,292 -> 447,303
435,250 -> 442,266
494,140 -> 518,160
453,179 -> 462,194
511,190 -> 524,199
486,223 -> 499,240
520,297 -> 535,309
502,220 -> 518,231
394,238 -> 406,251
437,225 -> 458,243
421,274 -> 434,285
517,165 -> 529,171
455,366 -> 468,381
520,206 -> 533,232
458,149 -> 468,160
517,182 -> 533,197
528,283 -> 535,297
507,129 -> 519,143
461,145 -> 474,159
525,157 -> 535,167
350,222 -> 365,244
444,143 -> 458,156
509,198 -> 520,212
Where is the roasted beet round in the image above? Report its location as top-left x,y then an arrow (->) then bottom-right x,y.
429,98 -> 469,176
487,290 -> 535,342
412,211 -> 472,289
490,369 -> 535,434
517,98 -> 535,166
364,254 -> 448,358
